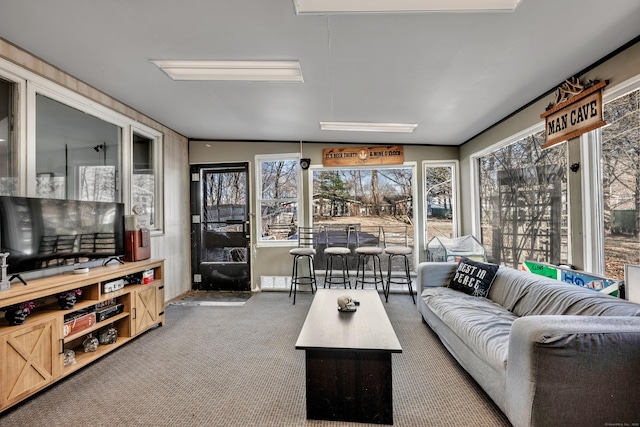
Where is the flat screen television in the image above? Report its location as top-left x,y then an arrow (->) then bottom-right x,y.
0,196 -> 125,276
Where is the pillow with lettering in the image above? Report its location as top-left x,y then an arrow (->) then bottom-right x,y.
448,257 -> 499,298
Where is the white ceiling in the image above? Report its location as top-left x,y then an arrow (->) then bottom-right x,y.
1,0 -> 639,146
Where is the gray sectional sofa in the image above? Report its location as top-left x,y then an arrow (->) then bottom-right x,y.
417,261 -> 640,427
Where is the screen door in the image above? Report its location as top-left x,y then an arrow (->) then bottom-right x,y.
190,163 -> 250,291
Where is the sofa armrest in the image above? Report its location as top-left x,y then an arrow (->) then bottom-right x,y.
416,262 -> 457,292
505,315 -> 640,427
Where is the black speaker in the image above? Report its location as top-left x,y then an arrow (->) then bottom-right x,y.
300,158 -> 311,170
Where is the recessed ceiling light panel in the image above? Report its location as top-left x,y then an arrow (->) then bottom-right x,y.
294,0 -> 523,14
151,60 -> 304,82
320,122 -> 418,133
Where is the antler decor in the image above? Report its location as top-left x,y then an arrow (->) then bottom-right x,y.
546,78 -> 599,110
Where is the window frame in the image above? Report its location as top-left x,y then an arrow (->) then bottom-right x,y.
468,75 -> 640,274
26,81 -> 129,200
469,123 -> 546,239
307,161 -> 419,270
471,123 -> 570,267
130,124 -> 164,233
589,74 -> 640,275
255,153 -> 302,247
422,160 -> 460,249
0,66 -> 27,195
0,56 -> 165,233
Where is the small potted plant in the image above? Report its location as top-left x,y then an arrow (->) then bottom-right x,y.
58,289 -> 82,310
4,301 -> 35,325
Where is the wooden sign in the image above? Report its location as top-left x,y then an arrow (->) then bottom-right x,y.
323,146 -> 404,167
540,79 -> 607,149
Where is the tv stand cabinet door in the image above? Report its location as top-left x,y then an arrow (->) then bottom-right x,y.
0,318 -> 63,410
133,285 -> 158,335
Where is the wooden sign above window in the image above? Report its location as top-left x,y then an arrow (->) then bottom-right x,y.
323,146 -> 404,167
540,78 -> 608,149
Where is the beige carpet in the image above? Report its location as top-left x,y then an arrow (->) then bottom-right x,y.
0,291 -> 510,426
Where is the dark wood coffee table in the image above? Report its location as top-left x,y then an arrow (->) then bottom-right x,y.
295,289 -> 402,425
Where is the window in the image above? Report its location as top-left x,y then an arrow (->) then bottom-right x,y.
132,129 -> 163,231
311,165 -> 416,271
1,57 -> 165,232
601,86 -> 640,279
35,94 -> 121,201
256,154 -> 301,243
423,161 -> 458,246
0,77 -> 17,195
313,168 -> 413,220
77,165 -> 116,201
478,130 -> 568,268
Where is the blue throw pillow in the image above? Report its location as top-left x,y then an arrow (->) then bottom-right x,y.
449,257 -> 499,298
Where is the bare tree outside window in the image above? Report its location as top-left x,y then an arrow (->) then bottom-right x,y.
203,170 -> 246,227
313,168 -> 413,220
36,173 -> 65,199
78,166 -> 116,202
258,158 -> 299,241
132,173 -> 154,220
312,167 -> 415,270
424,165 -> 455,243
479,131 -> 568,268
132,133 -> 156,226
602,88 -> 640,279
262,160 -> 298,200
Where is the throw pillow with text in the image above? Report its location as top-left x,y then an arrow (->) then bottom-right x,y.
448,257 -> 499,298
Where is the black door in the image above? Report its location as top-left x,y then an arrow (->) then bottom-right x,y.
190,163 -> 250,291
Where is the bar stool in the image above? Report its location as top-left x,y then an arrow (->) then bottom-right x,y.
322,225 -> 353,289
383,226 -> 415,303
289,226 -> 318,304
354,226 -> 384,292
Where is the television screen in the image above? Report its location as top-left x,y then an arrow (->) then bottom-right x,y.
0,196 -> 125,274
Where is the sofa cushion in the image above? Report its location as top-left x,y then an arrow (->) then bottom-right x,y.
488,266 -> 640,317
422,286 -> 516,372
449,257 -> 499,298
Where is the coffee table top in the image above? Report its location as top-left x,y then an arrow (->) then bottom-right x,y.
295,289 -> 402,353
